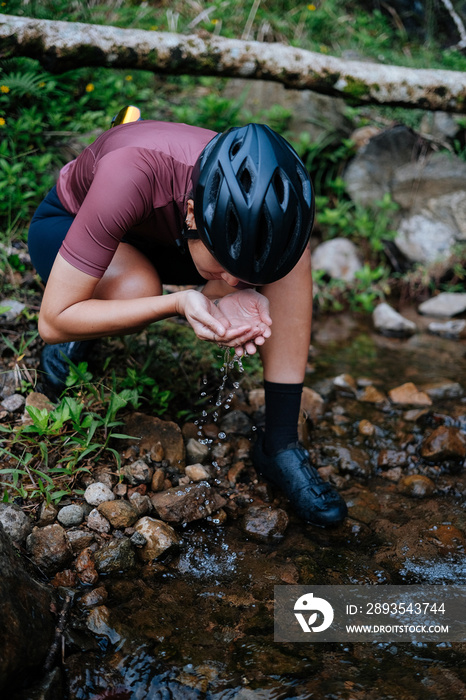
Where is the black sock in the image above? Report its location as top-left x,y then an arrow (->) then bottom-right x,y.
263,380 -> 303,455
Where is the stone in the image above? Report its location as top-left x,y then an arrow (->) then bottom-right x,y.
123,413 -> 185,469
392,152 -> 466,209
97,500 -> 139,528
322,445 -> 372,478
358,420 -> 375,437
398,474 -> 436,498
418,292 -> 466,318
0,369 -> 20,398
57,504 -> 84,527
23,392 -> 54,422
93,465 -> 118,490
87,508 -> 111,534
395,215 -> 457,264
428,320 -> 466,339
186,438 -> 210,465
373,303 -> 417,337
228,460 -> 246,485
358,385 -> 386,404
300,387 -> 324,424
93,538 -> 137,574
37,502 -> 58,527
84,482 -> 115,506
151,468 -> 166,492
242,505 -> 289,540
388,382 -> 432,406
0,503 -> 32,544
129,492 -> 152,517
205,508 -> 228,526
133,517 -> 179,560
0,525 -> 55,690
86,606 -> 121,645
79,586 -> 108,608
75,547 -> 99,585
0,298 -> 26,321
150,482 -> 227,523
123,459 -> 153,486
427,524 -> 466,553
185,464 -> 211,482
219,410 -> 252,436
420,425 -> 466,462
248,388 -> 265,411
420,379 -> 464,401
1,393 -> 25,413
66,528 -> 94,553
377,449 -> 408,469
311,238 -> 362,281
333,374 -> 357,395
26,523 -> 73,575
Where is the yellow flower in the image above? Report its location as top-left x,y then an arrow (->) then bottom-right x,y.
0,85 -> 10,93
38,81 -> 46,88
125,75 -> 133,81
211,18 -> 219,24
0,117 -> 6,126
150,25 -> 158,30
85,83 -> 95,92
307,3 -> 316,10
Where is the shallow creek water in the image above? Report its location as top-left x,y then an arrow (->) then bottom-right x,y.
61,315 -> 466,699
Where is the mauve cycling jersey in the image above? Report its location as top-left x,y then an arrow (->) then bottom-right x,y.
56,121 -> 216,278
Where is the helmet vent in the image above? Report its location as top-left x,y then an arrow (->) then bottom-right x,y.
230,140 -> 242,159
273,169 -> 286,205
254,211 -> 272,263
209,169 -> 221,205
226,205 -> 241,259
239,166 -> 253,195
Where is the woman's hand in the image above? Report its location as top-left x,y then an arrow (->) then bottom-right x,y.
179,289 -> 249,344
215,289 -> 272,356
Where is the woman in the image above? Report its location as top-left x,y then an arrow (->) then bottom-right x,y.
28,119 -> 347,528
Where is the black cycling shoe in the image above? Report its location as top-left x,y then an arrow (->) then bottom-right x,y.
39,341 -> 95,396
252,433 -> 348,527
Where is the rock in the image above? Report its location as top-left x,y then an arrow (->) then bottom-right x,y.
420,379 -> 464,401
0,298 -> 26,321
380,467 -> 402,482
185,464 -> 211,482
57,504 -> 84,527
0,369 -> 21,398
427,524 -> 466,553
97,500 -> 139,528
333,373 -> 357,395
220,410 -> 252,436
205,508 -> 228,526
123,413 -> 185,469
300,387 -> 324,424
66,528 -> 94,553
0,504 -> 32,544
93,538 -> 137,574
0,525 -> 55,691
133,517 -> 179,560
228,460 -> 246,485
242,504 -> 289,540
418,292 -> 466,317
23,392 -> 54,422
84,482 -> 116,506
420,426 -> 466,462
151,468 -> 165,492
1,393 -> 25,413
93,465 -> 118,490
123,459 -> 153,486
129,492 -> 152,517
398,474 -> 436,498
345,490 -> 380,524
311,238 -> 362,281
428,320 -> 466,339
186,438 -> 210,464
373,303 -> 417,337
392,152 -> 466,210
150,482 -> 227,523
395,215 -> 457,264
130,531 -> 147,547
358,385 -> 386,404
79,586 -> 108,608
420,111 -> 460,140
37,502 -> 58,527
350,125 -> 382,150
86,605 -> 121,644
51,569 -> 77,588
248,388 -> 265,411
26,523 -> 73,575
358,419 -> 376,436
322,445 -> 372,478
87,508 -> 111,534
377,449 -> 408,469
388,382 -> 432,406
149,440 -> 165,462
75,547 -> 99,585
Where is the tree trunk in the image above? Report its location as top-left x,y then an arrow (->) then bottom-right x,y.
1,13 -> 466,112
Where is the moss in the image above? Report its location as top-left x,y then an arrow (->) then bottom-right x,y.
341,76 -> 371,100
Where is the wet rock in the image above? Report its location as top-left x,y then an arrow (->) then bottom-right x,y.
151,468 -> 165,492
420,379 -> 464,401
51,568 -> 77,588
426,524 -> 466,554
346,490 -> 380,524
420,425 -> 466,462
428,319 -> 466,339
1,393 -> 25,413
300,387 -> 325,424
66,528 -> 94,553
84,482 -> 115,506
202,423 -> 219,439
57,504 -> 84,527
398,474 -> 436,498
358,385 -> 387,404
388,382 -> 432,406
94,537 -> 137,574
133,517 -> 179,560
380,467 -> 403,482
242,504 -> 289,540
79,586 -> 108,608
220,410 -> 252,436
373,302 -> 417,337
123,412 -> 185,469
403,408 -> 430,422
186,438 -> 210,464
358,419 -> 376,436
87,508 -> 111,534
185,464 -> 211,482
86,605 -> 121,644
333,373 -> 357,395
205,508 -> 228,526
317,465 -> 347,490
26,523 -> 73,575
130,531 -> 147,547
75,547 -> 99,585
248,388 -> 265,411
149,440 -> 165,462
97,500 -> 139,528
93,465 -> 118,490
0,525 -> 55,691
322,444 -> 372,478
37,502 -> 58,527
378,449 -> 409,469
0,298 -> 26,321
123,459 -> 153,486
150,482 -> 227,523
0,503 -> 32,544
228,460 -> 247,485
312,238 -> 362,281
129,492 -> 152,517
418,292 -> 466,317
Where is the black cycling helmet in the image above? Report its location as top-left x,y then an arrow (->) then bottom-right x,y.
191,123 -> 314,285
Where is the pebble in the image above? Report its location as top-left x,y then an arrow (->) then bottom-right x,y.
300,387 -> 325,423
37,502 -> 58,527
428,319 -> 466,339
418,292 -> 466,317
0,298 -> 26,321
87,508 -> 111,534
133,517 -> 179,560
242,504 -> 289,540
86,605 -> 121,644
377,449 -> 408,469
66,528 -> 94,553
84,482 -> 115,506
150,482 -> 227,523
420,425 -> 466,462
358,419 -> 376,436
388,382 -> 432,406
373,302 -> 417,337
219,410 -> 252,436
358,385 -> 387,404
151,468 -> 166,492
123,459 -> 153,486
185,464 -> 211,482
398,474 -> 436,498
128,492 -> 152,516
57,504 -> 84,527
1,394 -> 25,413
0,503 -> 32,544
26,523 -> 73,575
333,373 -> 357,395
420,379 -> 464,401
93,538 -> 137,574
75,547 -> 99,585
186,438 -> 210,464
97,500 -> 139,528
79,586 -> 108,608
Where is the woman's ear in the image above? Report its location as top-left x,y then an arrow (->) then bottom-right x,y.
186,199 -> 197,231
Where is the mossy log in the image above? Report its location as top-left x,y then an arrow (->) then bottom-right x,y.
1,13 -> 466,112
